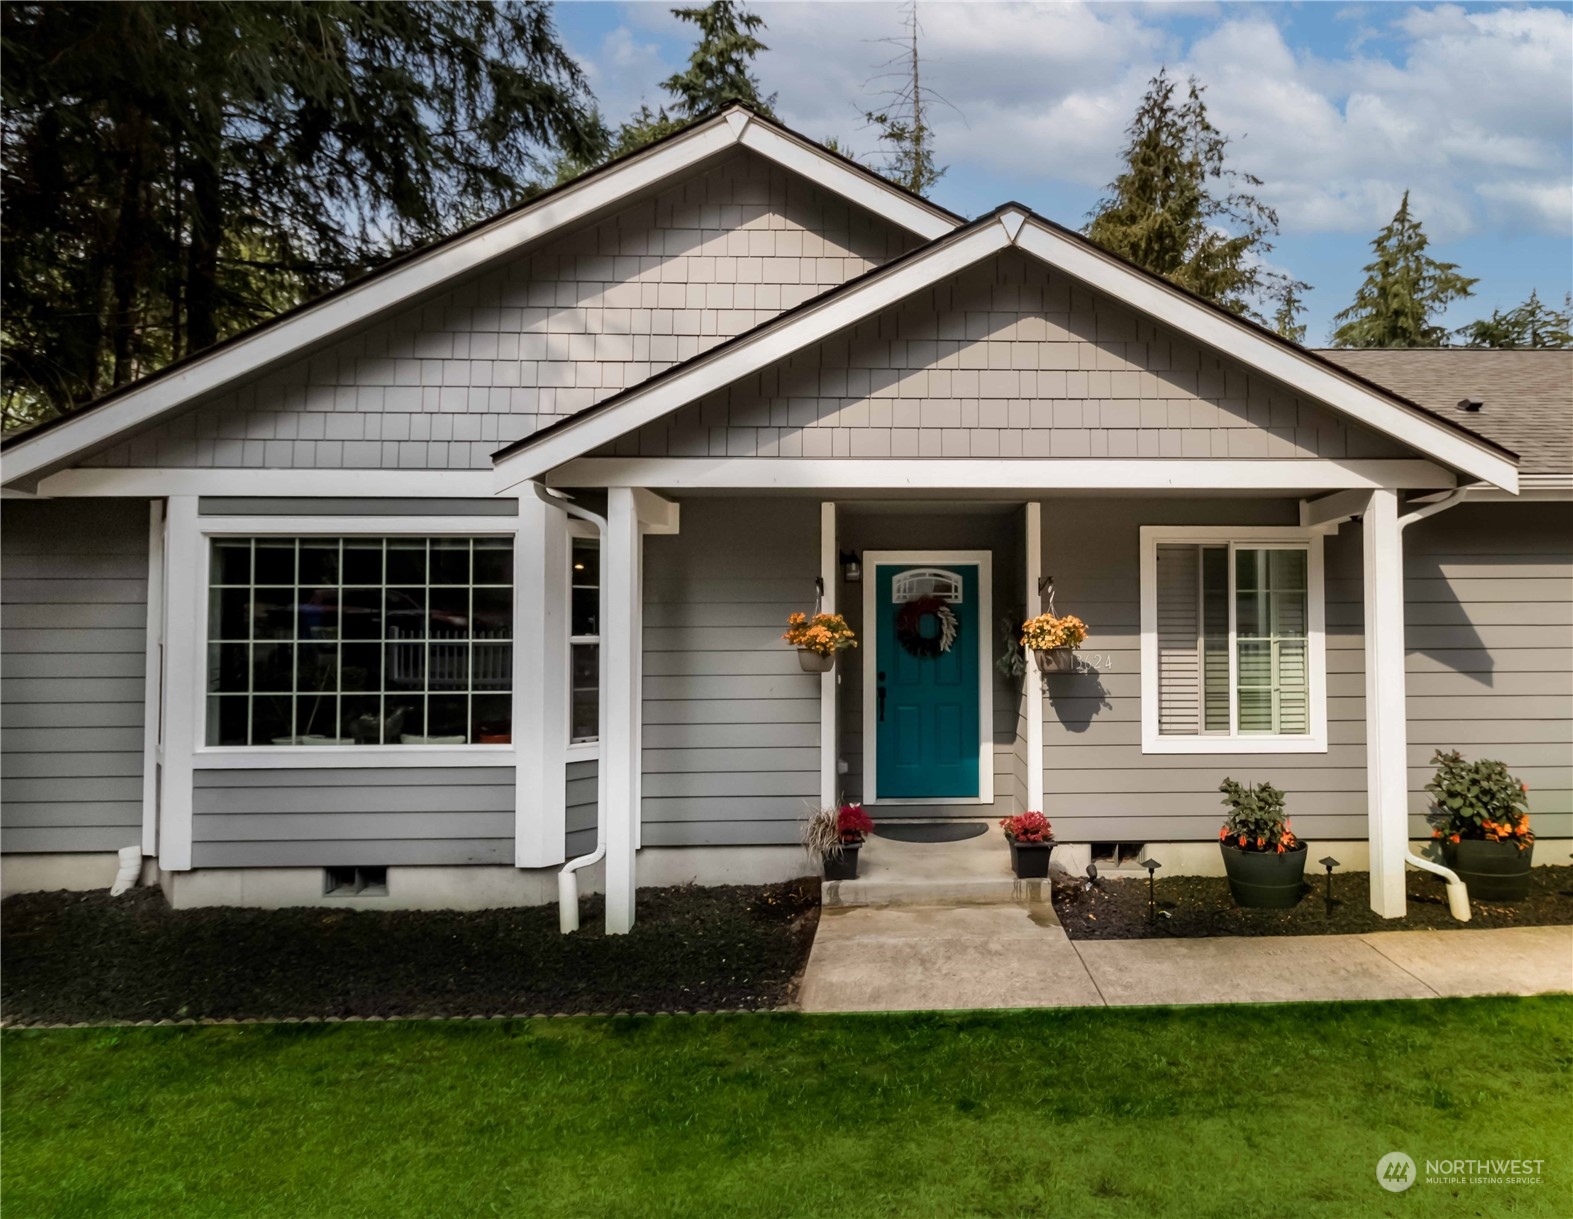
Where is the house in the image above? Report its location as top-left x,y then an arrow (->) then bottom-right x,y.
3,105 -> 1569,933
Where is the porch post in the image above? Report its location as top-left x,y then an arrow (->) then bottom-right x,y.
820,502 -> 837,808
513,493 -> 569,868
603,487 -> 643,934
1362,488 -> 1409,917
158,495 -> 200,872
1024,501 -> 1044,812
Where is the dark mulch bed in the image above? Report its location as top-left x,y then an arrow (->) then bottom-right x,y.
0,880 -> 820,1025
1054,864 -> 1573,939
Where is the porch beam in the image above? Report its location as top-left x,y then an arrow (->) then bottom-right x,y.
602,487 -> 643,933
1299,488 -> 1371,531
546,458 -> 1457,492
1362,488 -> 1409,917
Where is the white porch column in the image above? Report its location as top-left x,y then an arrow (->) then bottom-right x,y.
514,494 -> 569,868
820,502 -> 837,807
603,487 -> 643,934
140,501 -> 166,856
1024,501 -> 1044,812
1362,488 -> 1409,917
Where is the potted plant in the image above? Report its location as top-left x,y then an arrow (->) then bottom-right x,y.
1217,778 -> 1308,908
803,802 -> 874,879
1425,750 -> 1535,901
999,811 -> 1055,878
1020,612 -> 1088,674
782,611 -> 858,673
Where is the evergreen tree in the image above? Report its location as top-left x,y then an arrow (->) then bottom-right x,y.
864,2 -> 947,197
1085,69 -> 1288,318
2,1 -> 602,425
1330,192 -> 1477,348
1267,278 -> 1312,345
1455,290 -> 1573,349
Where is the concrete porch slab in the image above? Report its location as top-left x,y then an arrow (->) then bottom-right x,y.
798,905 -> 1104,1013
1358,925 -> 1573,997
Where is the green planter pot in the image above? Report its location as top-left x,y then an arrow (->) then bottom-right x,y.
1441,838 -> 1533,902
1008,840 -> 1054,879
1220,842 -> 1308,909
823,842 -> 861,881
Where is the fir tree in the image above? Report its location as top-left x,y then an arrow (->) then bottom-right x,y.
1267,278 -> 1312,345
1085,69 -> 1289,318
1455,290 -> 1572,349
863,2 -> 948,197
2,1 -> 602,425
1330,192 -> 1478,348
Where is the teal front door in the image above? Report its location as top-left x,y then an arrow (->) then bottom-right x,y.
875,563 -> 981,799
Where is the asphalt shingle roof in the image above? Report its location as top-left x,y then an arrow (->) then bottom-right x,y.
1316,348 -> 1573,475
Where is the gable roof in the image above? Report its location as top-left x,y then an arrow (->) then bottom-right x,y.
0,104 -> 960,488
492,204 -> 1520,492
1316,349 -> 1571,477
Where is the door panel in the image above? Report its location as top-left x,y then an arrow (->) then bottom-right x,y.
875,563 -> 981,799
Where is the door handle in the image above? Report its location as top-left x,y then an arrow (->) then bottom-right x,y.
877,681 -> 887,722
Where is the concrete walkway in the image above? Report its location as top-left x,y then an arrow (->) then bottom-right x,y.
797,906 -> 1573,1013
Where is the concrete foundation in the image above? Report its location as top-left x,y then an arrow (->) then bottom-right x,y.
1,851 -> 157,898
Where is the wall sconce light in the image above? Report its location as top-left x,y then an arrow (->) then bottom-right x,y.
840,550 -> 862,583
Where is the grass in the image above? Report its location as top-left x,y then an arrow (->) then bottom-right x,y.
4,998 -> 1570,1218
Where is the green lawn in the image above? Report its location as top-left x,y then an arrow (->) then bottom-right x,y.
4,998 -> 1569,1218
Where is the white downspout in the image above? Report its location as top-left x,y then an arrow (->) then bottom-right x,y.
1397,489 -> 1471,921
531,483 -> 609,934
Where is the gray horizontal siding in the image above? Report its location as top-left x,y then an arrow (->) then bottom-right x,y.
641,498 -> 821,846
566,758 -> 597,857
1402,503 -> 1573,840
1,499 -> 149,852
191,766 -> 513,866
1040,498 -> 1573,844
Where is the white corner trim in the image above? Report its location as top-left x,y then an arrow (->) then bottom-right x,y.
546,457 -> 1457,491
737,121 -> 956,241
158,497 -> 201,871
494,224 -> 1012,487
1023,502 -> 1044,813
862,550 -> 994,807
1137,524 -> 1328,756
1014,221 -> 1519,492
140,501 -> 166,855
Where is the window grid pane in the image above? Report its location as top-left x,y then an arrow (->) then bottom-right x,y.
570,538 -> 600,744
206,537 -> 513,747
1234,546 -> 1309,736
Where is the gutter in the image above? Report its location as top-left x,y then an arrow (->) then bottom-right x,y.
530,482 -> 608,934
1397,489 -> 1472,921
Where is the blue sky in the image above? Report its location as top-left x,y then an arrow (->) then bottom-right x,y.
552,1 -> 1572,343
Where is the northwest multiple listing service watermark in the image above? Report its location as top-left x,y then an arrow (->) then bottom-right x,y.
1378,1151 -> 1545,1192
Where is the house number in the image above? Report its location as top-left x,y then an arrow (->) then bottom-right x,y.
1076,652 -> 1115,672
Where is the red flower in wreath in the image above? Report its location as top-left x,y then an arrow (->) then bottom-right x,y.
894,595 -> 959,659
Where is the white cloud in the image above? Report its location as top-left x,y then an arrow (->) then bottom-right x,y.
583,2 -> 1571,242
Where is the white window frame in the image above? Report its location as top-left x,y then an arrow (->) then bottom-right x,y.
565,520 -> 600,760
189,514 -> 522,769
1139,525 -> 1327,755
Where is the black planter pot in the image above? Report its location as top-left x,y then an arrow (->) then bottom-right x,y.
1442,838 -> 1534,902
823,842 -> 861,880
1008,839 -> 1054,879
1220,842 -> 1308,909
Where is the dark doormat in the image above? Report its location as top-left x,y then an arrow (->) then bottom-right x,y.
874,822 -> 989,843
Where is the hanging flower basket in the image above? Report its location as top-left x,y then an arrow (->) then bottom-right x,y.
783,611 -> 857,672
797,649 -> 836,673
1021,612 -> 1089,675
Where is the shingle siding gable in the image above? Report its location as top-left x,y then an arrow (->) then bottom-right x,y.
610,251 -> 1414,462
82,149 -> 919,472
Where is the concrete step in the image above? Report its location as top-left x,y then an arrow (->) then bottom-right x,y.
825,823 -> 1055,908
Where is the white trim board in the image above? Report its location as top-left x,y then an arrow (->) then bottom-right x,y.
862,551 -> 995,807
2,107 -> 957,488
497,209 -> 1517,492
545,458 -> 1457,492
35,469 -> 500,498
1137,525 -> 1328,755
